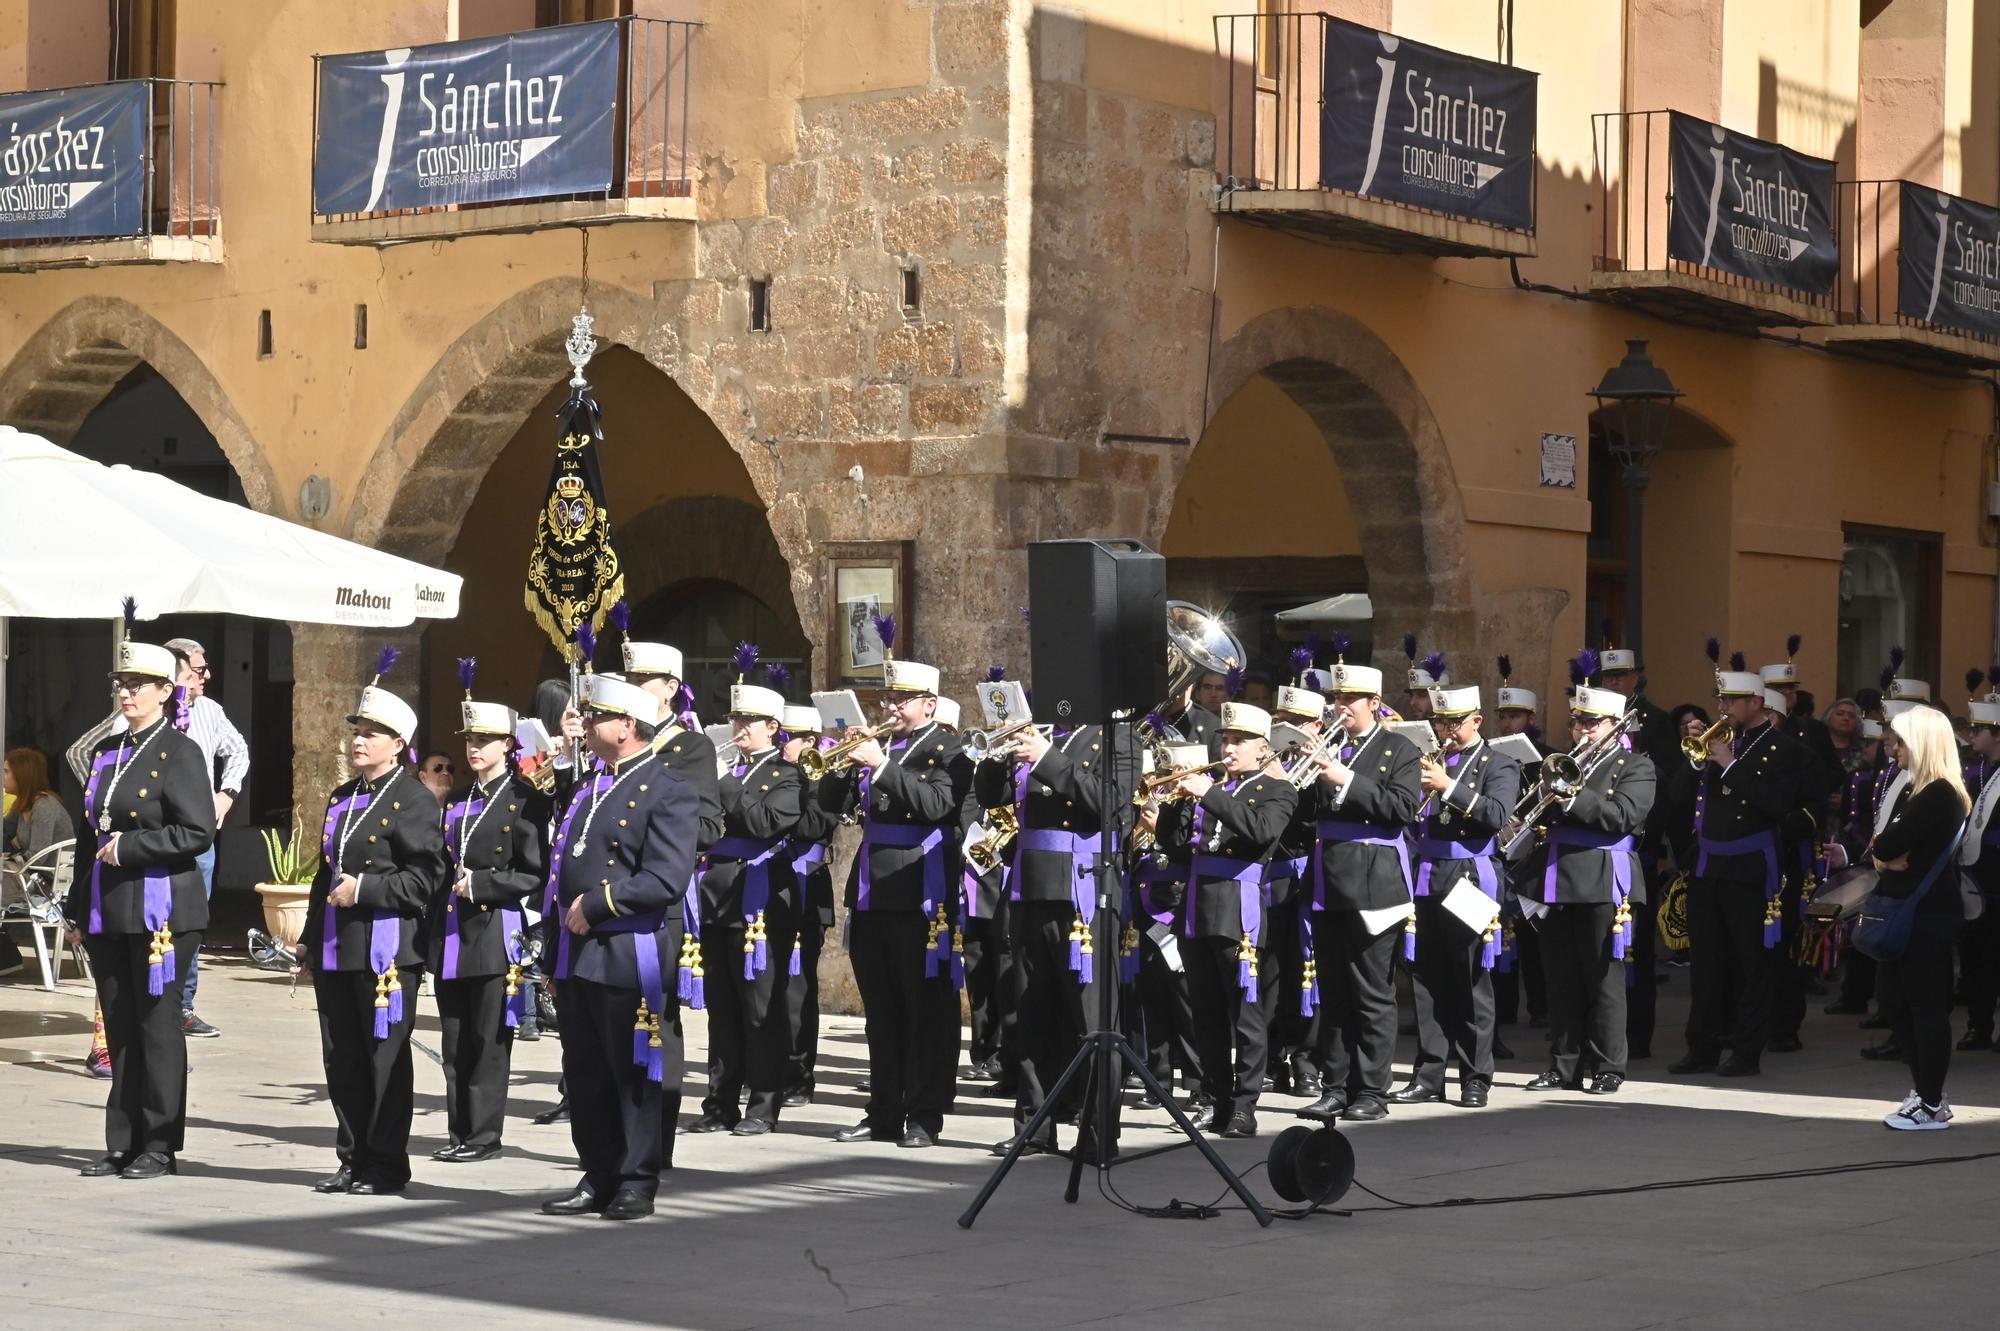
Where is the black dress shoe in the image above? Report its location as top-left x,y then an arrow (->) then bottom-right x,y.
1858,1013 -> 1888,1031
446,1143 -> 501,1163
313,1167 -> 355,1194
1220,1110 -> 1259,1138
781,1088 -> 813,1107
1859,1039 -> 1903,1061
1188,1102 -> 1216,1131
540,1183 -> 605,1216
992,1135 -> 1052,1157
1769,1034 -> 1804,1054
1339,1099 -> 1388,1122
430,1143 -> 462,1161
898,1126 -> 935,1149
682,1116 -> 733,1134
349,1180 -> 405,1196
1715,1055 -> 1760,1077
1260,1072 -> 1280,1093
1293,1073 -> 1324,1099
532,1099 -> 570,1126
1585,1072 -> 1625,1095
1667,1053 -> 1719,1075
1459,1082 -> 1490,1108
855,1078 -> 872,1094
1523,1070 -> 1572,1091
79,1155 -> 130,1178
731,1119 -> 773,1137
601,1189 -> 655,1221
1823,998 -> 1869,1016
833,1121 -> 880,1143
1134,1091 -> 1163,1110
1387,1083 -> 1443,1105
1304,1091 -> 1348,1117
120,1151 -> 175,1179
1957,1029 -> 1992,1052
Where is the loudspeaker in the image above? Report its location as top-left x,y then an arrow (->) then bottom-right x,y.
1027,539 -> 1167,724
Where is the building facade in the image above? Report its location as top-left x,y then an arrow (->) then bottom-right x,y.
3,0 -> 1998,841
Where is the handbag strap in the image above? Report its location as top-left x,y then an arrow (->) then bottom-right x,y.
1906,817 -> 1970,907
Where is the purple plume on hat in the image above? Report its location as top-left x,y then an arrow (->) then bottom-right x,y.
1879,665 -> 1897,693
1889,645 -> 1905,672
1303,668 -> 1325,692
1331,631 -> 1351,661
1705,637 -> 1720,665
987,664 -> 1006,683
1786,633 -> 1802,658
121,595 -> 138,635
1402,633 -> 1418,662
1145,710 -> 1165,735
1225,664 -> 1244,696
373,646 -> 401,682
872,613 -> 896,654
765,661 -> 790,690
1420,651 -> 1447,680
1497,654 -> 1513,681
1290,644 -> 1313,679
608,598 -> 629,634
1568,658 -> 1586,688
1575,649 -> 1600,683
1967,668 -> 1986,696
458,657 -> 476,693
575,621 -> 596,665
1728,651 -> 1746,673
732,641 -> 759,678
1600,617 -> 1615,648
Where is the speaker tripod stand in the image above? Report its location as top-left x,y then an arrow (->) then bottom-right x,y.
957,719 -> 1272,1229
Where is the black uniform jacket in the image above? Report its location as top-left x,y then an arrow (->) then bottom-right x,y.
1312,723 -> 1424,911
652,721 -> 724,851
1160,771 -> 1297,939
1520,746 -> 1656,906
1686,720 -> 1804,887
829,721 -> 968,915
698,747 -> 804,927
791,765 -> 840,927
974,724 -> 1115,905
549,749 -> 701,991
1415,738 -> 1521,896
304,766 -> 449,972
428,771 -> 549,977
69,720 -> 217,935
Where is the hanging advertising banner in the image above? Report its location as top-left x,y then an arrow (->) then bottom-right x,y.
1317,16 -> 1538,232
313,21 -> 620,215
1666,111 -> 1836,295
0,81 -> 151,241
1899,181 -> 2000,340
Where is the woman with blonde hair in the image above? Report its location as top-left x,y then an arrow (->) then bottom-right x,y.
1869,704 -> 1971,1130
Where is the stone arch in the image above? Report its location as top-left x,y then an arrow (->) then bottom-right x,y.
0,295 -> 279,514
1195,304 -> 1478,668
619,494 -> 800,633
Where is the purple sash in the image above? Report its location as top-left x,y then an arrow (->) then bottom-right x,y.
1697,828 -> 1783,948
1130,859 -> 1185,926
706,835 -> 784,978
1013,826 -> 1102,983
856,821 -> 947,914
787,841 -> 826,976
1414,836 -> 1500,900
1297,903 -> 1319,1014
1312,819 -> 1414,910
1540,827 -> 1638,958
1191,853 -> 1265,1000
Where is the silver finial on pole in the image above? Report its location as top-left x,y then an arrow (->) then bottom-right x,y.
565,307 -> 596,388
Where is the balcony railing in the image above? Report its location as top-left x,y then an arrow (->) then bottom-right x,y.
310,17 -> 697,244
0,78 -> 222,270
1589,109 -> 1835,327
1830,178 -> 2000,367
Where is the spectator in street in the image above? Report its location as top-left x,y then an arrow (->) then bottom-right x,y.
3,747 -> 75,978
1670,703 -> 1710,739
1193,669 -> 1227,715
418,751 -> 457,806
1825,698 -> 1862,767
1240,669 -> 1274,710
164,638 -> 250,1041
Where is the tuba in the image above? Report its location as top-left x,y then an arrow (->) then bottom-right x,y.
1136,602 -> 1245,757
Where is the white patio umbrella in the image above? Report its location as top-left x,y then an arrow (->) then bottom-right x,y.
1274,592 -> 1374,627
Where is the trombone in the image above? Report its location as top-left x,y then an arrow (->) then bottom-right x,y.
797,722 -> 896,779
1500,710 -> 1641,856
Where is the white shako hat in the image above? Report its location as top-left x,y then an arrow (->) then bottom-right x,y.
622,639 -> 685,680
1968,699 -> 2000,727
933,697 -> 961,730
782,704 -> 823,734
1599,648 -> 1637,675
347,646 -> 418,742
1887,677 -> 1930,702
111,596 -> 176,682
1218,701 -> 1272,739
1860,718 -> 1885,738
580,673 -> 663,726
1762,688 -> 1789,714
1882,698 -> 1920,720
1715,670 -> 1763,698
728,684 -> 785,722
1429,685 -> 1481,718
883,659 -> 940,694
454,658 -> 515,738
1494,653 -> 1534,712
1272,684 -> 1325,719
1325,662 -> 1384,696
1571,685 -> 1628,719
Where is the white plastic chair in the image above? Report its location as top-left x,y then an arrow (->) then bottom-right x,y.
1,839 -> 91,991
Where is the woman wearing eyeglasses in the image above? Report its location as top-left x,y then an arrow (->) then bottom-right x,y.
62,621 -> 216,1180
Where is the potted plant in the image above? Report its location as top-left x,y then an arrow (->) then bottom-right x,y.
254,821 -> 321,950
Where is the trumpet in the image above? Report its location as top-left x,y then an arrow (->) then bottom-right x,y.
965,804 -> 1021,872
1131,759 -> 1227,805
1681,716 -> 1736,769
797,722 -> 896,779
963,720 -> 1047,762
1280,724 -> 1341,788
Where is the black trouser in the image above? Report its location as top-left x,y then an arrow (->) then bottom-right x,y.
1009,899 -> 1117,1143
1880,923 -> 1960,1105
1183,932 -> 1274,1124
849,910 -> 959,1138
1496,919 -> 1548,1023
1770,876 -> 1807,1042
784,912 -> 828,1094
1407,896 -> 1495,1093
1838,950 -> 1878,1010
435,973 -> 513,1149
1539,901 -> 1627,1083
1266,898 -> 1319,1080
1957,903 -> 2000,1039
964,906 -> 1013,1067
561,976 -> 673,1199
313,964 -> 417,1187
1626,866 -> 1661,1054
1311,908 -> 1399,1106
1136,926 -> 1202,1094
1685,875 -> 1772,1060
700,921 -> 795,1126
86,930 -> 200,1158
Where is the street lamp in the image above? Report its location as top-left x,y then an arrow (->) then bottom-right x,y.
1589,339 -> 1682,661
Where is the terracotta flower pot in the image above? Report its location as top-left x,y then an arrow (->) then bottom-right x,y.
254,882 -> 312,951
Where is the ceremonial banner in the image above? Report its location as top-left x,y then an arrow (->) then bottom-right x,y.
1317,17 -> 1537,232
0,81 -> 151,241
1899,181 -> 2000,340
524,377 -> 623,657
1666,112 -> 1836,295
313,21 -> 620,215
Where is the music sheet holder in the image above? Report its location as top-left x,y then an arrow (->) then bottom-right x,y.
958,715 -> 1272,1228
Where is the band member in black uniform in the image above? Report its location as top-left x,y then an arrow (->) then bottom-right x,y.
1157,703 -> 1297,1138
1516,679 -> 1653,1094
539,674 -> 700,1220
299,649 -> 448,1195
1669,655 -> 1804,1079
619,631 -> 724,851
1304,658 -> 1423,1122
1264,671 -> 1328,1099
1759,676 -> 1834,1055
823,639 -> 967,1149
1956,690 -> 2000,1050
1595,639 -> 1676,1060
973,679 -> 1119,1155
1490,657 -> 1541,1052
959,675 -> 1024,1093
67,622 -> 216,1180
780,703 -> 837,1105
1130,743 -> 1207,1115
1396,683 -> 1520,1108
687,673 -> 803,1136
429,662 -> 548,1164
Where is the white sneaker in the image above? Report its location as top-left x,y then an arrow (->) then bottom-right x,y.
1897,1089 -> 1921,1114
1885,1100 -> 1951,1130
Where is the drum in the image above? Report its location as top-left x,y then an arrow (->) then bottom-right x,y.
1803,865 -> 1877,921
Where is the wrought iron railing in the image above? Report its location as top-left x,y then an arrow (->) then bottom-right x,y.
1836,178 -> 2000,347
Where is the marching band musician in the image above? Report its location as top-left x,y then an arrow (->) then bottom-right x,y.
618,629 -> 724,851
957,685 -> 1015,1090
1157,703 -> 1297,1138
429,661 -> 549,1165
1264,666 -> 1328,1101
780,703 -> 838,1106
1956,687 -> 2000,1052
686,665 -> 803,1137
1402,638 -> 1443,721
1303,656 -> 1423,1123
1395,681 -> 1520,1109
974,681 -> 1119,1157
1130,743 -> 1207,1117
1668,653 -> 1805,1080
1517,675 -> 1654,1095
823,630 -> 967,1149
1595,635 -> 1677,1062
1491,655 -> 1541,1052
299,648 -> 448,1196
1760,675 -> 1835,1058
538,673 -> 700,1220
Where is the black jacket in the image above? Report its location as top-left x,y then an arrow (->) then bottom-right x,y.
428,772 -> 550,977
304,766 -> 448,972
1691,720 -> 1804,887
697,748 -> 803,927
1161,772 -> 1296,939
791,763 -> 840,926
1312,723 -> 1424,911
1872,778 -> 1968,921
974,725 -> 1117,905
1519,747 -> 1655,905
68,720 -> 216,935
828,721 -> 968,915
652,722 -> 724,851
1413,738 -> 1521,897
